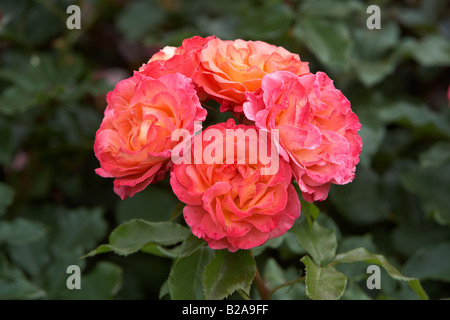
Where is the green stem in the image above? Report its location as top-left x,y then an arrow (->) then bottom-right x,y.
238,290 -> 251,300
254,266 -> 271,300
250,250 -> 270,300
267,276 -> 305,299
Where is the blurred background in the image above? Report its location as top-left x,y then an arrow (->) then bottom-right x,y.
0,0 -> 449,299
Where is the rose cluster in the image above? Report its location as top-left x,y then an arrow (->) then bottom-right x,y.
94,36 -> 362,252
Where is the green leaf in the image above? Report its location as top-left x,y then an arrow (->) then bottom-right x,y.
196,15 -> 238,40
401,164 -> 450,225
0,60 -> 46,92
177,234 -> 206,258
356,108 -> 386,167
159,279 -> 170,299
0,182 -> 14,216
116,0 -> 167,42
301,256 -> 347,300
291,219 -> 337,266
284,232 -> 307,255
50,207 -> 107,254
0,276 -> 45,300
170,201 -> 186,222
354,57 -> 398,87
353,22 -> 400,59
115,187 -> 179,224
85,219 -> 190,257
0,218 -> 47,245
7,239 -> 50,277
0,86 -> 36,115
400,35 -> 450,67
403,242 -> 450,283
168,247 -> 213,300
293,181 -> 321,228
335,234 -> 378,280
342,281 -> 371,300
392,222 -> 449,256
419,142 -> 450,169
330,166 -> 390,225
300,197 -> 320,226
252,235 -> 285,256
0,53 -> 86,115
49,103 -> 102,149
338,234 -> 377,254
203,250 -> 255,300
299,0 -> 364,19
140,242 -> 180,259
263,258 -> 306,300
0,0 -> 62,46
333,247 -> 429,300
377,101 -> 450,137
294,17 -> 352,71
351,23 -> 401,86
238,1 -> 294,40
0,253 -> 46,299
394,0 -> 448,28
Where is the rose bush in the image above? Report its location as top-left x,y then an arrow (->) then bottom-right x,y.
170,119 -> 300,252
87,33 -> 431,301
94,35 -> 361,250
94,72 -> 206,199
4,0 -> 443,301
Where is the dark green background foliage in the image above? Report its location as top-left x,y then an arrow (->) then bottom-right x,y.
0,0 -> 449,300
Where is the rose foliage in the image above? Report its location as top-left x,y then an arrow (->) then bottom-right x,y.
2,0 -> 445,300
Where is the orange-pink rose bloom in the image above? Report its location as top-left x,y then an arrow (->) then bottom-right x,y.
170,119 -> 301,252
138,35 -> 214,100
243,71 -> 362,202
194,38 -> 310,114
94,72 -> 207,199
